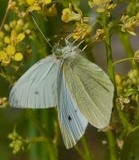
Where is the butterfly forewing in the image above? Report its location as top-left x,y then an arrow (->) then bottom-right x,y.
9,56 -> 59,108
63,54 -> 114,129
57,69 -> 88,149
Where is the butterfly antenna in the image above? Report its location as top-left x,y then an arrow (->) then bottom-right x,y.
29,13 -> 52,48
65,33 -> 73,41
76,40 -> 84,48
82,44 -> 88,51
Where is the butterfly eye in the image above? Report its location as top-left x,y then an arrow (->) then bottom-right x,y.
52,44 -> 63,58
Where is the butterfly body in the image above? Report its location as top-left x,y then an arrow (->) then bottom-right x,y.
9,40 -> 114,149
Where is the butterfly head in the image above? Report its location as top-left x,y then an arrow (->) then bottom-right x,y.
52,41 -> 80,60
52,43 -> 63,59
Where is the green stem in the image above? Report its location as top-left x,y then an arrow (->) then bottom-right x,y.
118,32 -> 137,69
135,95 -> 139,125
28,119 -> 38,160
27,109 -> 58,160
102,14 -> 133,160
106,131 -> 117,160
75,146 -> 86,160
27,110 -> 49,138
74,136 -> 94,160
102,14 -> 117,160
39,110 -> 49,160
53,120 -> 60,147
103,19 -> 115,82
116,101 -> 132,132
81,136 -> 94,160
112,57 -> 135,66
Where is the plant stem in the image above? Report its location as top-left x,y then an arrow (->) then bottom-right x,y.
81,136 -> 94,160
112,57 -> 135,66
106,131 -> 117,160
75,146 -> 86,159
103,19 -> 115,82
116,101 -> 132,132
74,136 -> 94,160
118,32 -> 138,69
27,110 -> 49,137
135,95 -> 139,125
102,14 -> 117,160
27,109 -> 58,160
0,0 -> 12,31
28,118 -> 38,160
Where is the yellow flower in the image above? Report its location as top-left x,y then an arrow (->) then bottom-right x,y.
4,24 -> 10,31
0,51 -> 7,61
28,5 -> 41,12
9,20 -> 16,28
43,0 -> 51,5
8,129 -> 24,154
11,30 -> 17,39
72,22 -> 92,40
88,0 -> 116,13
26,0 -> 35,5
17,19 -> 24,27
14,52 -> 23,61
15,20 -> 25,32
61,4 -> 82,23
17,33 -> 25,42
94,29 -> 105,41
115,74 -> 122,85
0,31 -> 5,39
5,45 -> 15,55
4,36 -> 11,44
0,51 -> 10,66
120,15 -> 138,36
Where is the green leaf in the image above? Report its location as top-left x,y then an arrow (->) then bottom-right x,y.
123,88 -> 138,97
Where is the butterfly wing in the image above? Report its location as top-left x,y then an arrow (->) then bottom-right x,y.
9,56 -> 59,108
57,68 -> 88,149
64,54 -> 114,129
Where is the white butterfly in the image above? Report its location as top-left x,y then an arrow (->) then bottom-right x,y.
9,40 -> 114,149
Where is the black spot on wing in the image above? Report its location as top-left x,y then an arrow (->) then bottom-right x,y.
68,115 -> 72,121
35,91 -> 39,94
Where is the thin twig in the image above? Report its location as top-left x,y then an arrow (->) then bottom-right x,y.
0,0 -> 12,31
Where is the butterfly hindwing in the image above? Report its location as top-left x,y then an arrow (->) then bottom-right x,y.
57,68 -> 88,149
64,54 -> 114,129
9,56 -> 59,108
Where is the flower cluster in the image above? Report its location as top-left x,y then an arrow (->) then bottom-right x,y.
120,14 -> 139,36
0,19 -> 30,66
72,22 -> 92,40
115,69 -> 139,101
19,0 -> 57,17
88,0 -> 116,13
61,4 -> 82,23
93,29 -> 105,41
26,0 -> 51,11
114,69 -> 139,126
8,129 -> 25,154
61,4 -> 92,40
